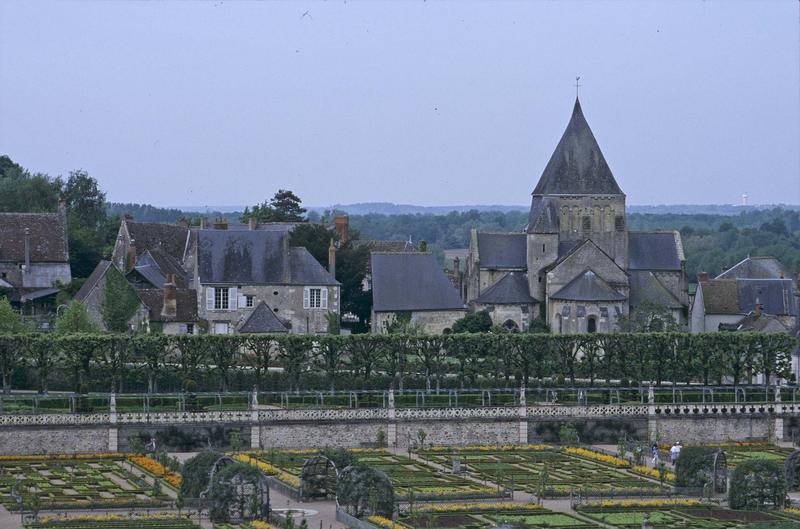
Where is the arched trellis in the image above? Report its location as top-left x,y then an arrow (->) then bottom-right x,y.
711,450 -> 728,493
337,464 -> 394,519
300,455 -> 338,500
785,450 -> 800,491
201,455 -> 271,523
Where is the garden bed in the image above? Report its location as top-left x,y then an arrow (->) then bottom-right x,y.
382,503 -> 600,529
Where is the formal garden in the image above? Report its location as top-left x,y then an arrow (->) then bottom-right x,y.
380,503 -> 599,529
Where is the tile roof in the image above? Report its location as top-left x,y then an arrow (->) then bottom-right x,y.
532,98 -> 623,196
629,270 -> 683,309
475,272 -> 538,304
549,269 -> 626,301
628,232 -> 683,271
716,256 -> 792,280
700,280 -> 740,314
476,232 -> 527,269
126,221 -> 192,263
719,312 -> 790,333
238,301 -> 289,333
137,288 -> 198,323
371,252 -> 465,312
0,212 -> 69,263
131,249 -> 188,288
197,229 -> 337,286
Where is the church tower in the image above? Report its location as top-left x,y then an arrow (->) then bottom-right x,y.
526,98 -> 628,300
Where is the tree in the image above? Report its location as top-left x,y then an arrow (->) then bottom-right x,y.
62,170 -> 106,229
0,334 -> 28,394
132,334 -> 170,393
0,298 -> 25,333
452,311 -> 492,333
27,334 -> 57,394
55,301 -> 100,334
241,189 -> 306,223
101,265 -> 141,332
729,459 -> 786,510
337,243 -> 371,332
617,302 -> 681,332
289,224 -> 335,269
316,336 -> 345,392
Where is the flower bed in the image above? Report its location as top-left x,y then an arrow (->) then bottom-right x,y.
127,455 -> 182,489
0,455 -> 168,510
26,513 -> 198,529
418,445 -> 662,497
630,465 -> 676,483
393,503 -> 595,529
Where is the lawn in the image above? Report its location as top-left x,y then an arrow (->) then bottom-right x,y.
417,446 -> 662,497
392,503 -> 599,529
579,504 -> 800,529
0,455 -> 168,510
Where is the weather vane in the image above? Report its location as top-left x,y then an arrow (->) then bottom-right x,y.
575,76 -> 581,98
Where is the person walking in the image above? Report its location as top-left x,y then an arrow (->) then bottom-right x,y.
651,443 -> 660,466
670,442 -> 681,465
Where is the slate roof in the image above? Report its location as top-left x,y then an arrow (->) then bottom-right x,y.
197,230 -> 338,286
131,249 -> 188,288
476,232 -> 527,269
549,269 -> 626,301
126,221 -> 192,263
0,212 -> 69,263
475,272 -> 538,305
526,197 -> 559,234
74,260 -> 113,302
737,279 -> 796,316
238,301 -> 289,333
629,271 -> 683,309
371,252 -> 465,312
716,256 -> 791,280
532,98 -> 623,196
628,232 -> 683,271
352,240 -> 414,253
137,288 -> 198,323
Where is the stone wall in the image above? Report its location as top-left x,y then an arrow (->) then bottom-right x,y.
649,416 -> 770,444
373,310 -> 465,335
0,427 -> 109,455
259,422 -> 384,449
396,420 -> 518,448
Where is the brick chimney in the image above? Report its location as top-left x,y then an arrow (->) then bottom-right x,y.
697,272 -> 709,283
249,217 -> 258,230
161,274 -> 177,318
126,238 -> 137,272
334,215 -> 349,244
328,238 -> 336,278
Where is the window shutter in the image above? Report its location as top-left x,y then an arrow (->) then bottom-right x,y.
321,288 -> 328,309
303,287 -> 310,309
229,287 -> 238,310
239,294 -> 247,308
206,287 -> 215,311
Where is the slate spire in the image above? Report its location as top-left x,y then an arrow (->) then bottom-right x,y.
532,98 -> 623,196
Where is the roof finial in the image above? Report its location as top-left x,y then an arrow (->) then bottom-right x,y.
575,76 -> 581,99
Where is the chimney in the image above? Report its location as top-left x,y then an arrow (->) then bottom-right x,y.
334,215 -> 349,244
249,217 -> 258,230
328,239 -> 336,278
199,217 -> 208,229
697,272 -> 709,283
754,303 -> 762,318
23,227 -> 30,272
126,238 -> 137,272
161,274 -> 177,318
779,271 -> 785,279
123,213 -> 134,222
213,218 -> 228,230
57,198 -> 67,215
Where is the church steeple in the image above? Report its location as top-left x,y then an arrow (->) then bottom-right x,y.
532,98 -> 623,196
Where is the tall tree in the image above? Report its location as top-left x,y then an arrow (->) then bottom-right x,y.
241,189 -> 306,223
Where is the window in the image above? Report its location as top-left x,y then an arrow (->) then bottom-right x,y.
215,288 -> 229,310
614,215 -> 625,232
183,323 -> 195,334
303,287 -> 328,309
587,316 -> 597,333
206,287 -> 238,311
245,295 -> 255,308
582,216 -> 591,231
213,322 -> 229,334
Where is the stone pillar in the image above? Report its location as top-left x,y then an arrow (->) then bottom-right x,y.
518,387 -> 527,445
387,389 -> 397,447
647,386 -> 658,443
774,388 -> 784,442
250,388 -> 261,449
108,393 -> 118,452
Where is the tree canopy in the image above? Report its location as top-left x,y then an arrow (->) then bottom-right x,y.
241,189 -> 307,223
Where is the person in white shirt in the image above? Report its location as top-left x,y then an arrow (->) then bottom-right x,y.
670,442 -> 681,465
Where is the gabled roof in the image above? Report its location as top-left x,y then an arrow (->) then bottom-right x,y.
526,197 -> 559,234
125,221 -> 192,263
628,232 -> 683,271
137,288 -> 198,323
475,272 -> 538,305
131,249 -> 188,288
371,252 -> 465,312
550,269 -> 626,301
238,301 -> 289,333
629,270 -> 683,309
0,212 -> 69,263
716,256 -> 791,281
197,229 -> 338,286
719,312 -> 790,333
74,260 -> 113,301
700,278 -> 797,316
547,238 -> 627,280
699,279 -> 740,314
532,98 -> 623,196
476,232 -> 527,269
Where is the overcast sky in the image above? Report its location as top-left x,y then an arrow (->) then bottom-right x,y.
1,1 -> 798,208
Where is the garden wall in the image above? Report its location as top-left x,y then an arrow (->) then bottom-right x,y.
395,420 -> 518,448
0,427 -> 109,455
259,422 -> 385,449
649,416 -> 770,444
528,418 -> 648,444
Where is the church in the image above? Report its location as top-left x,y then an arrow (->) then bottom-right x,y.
465,98 -> 689,333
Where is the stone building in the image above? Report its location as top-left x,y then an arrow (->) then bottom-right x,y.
371,252 -> 466,334
0,205 -> 72,326
464,98 -> 688,333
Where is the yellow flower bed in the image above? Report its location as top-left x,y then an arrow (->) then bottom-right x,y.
416,502 -> 542,513
424,444 -> 552,452
631,465 -> 676,482
589,498 -> 702,508
563,447 -> 629,468
127,454 -> 183,488
234,454 -> 301,488
251,520 -> 282,529
368,515 -> 406,528
0,453 -> 123,461
785,507 -> 800,514
40,513 -> 183,523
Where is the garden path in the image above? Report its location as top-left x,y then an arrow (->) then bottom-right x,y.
0,504 -> 22,529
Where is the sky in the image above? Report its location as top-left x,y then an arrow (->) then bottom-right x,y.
1,1 -> 798,208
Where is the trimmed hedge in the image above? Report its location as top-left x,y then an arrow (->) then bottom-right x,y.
675,446 -> 718,488
729,459 -> 786,510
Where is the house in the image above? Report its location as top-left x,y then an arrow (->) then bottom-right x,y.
371,252 -> 466,334
463,98 -> 688,333
112,218 -> 194,276
196,228 -> 339,334
0,205 -> 72,327
73,261 -> 149,331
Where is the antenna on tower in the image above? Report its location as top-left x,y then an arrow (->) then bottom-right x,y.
575,76 -> 581,98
